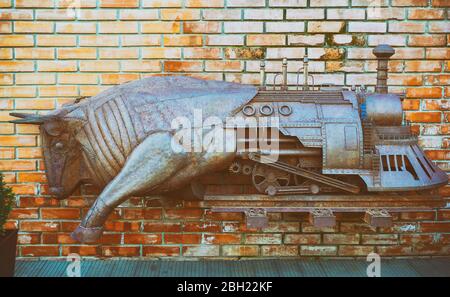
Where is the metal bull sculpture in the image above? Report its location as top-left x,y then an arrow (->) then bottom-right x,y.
9,45 -> 448,243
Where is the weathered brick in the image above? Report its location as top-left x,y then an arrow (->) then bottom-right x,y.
205,60 -> 242,72
405,61 -> 442,72
228,0 -> 265,7
408,8 -> 445,19
261,245 -> 298,256
349,22 -> 386,33
36,9 -> 75,20
41,208 -> 80,219
323,234 -> 360,244
203,9 -> 241,20
184,21 -> 221,33
165,61 -> 202,72
141,22 -> 181,33
21,245 -> 59,257
143,0 -> 182,7
122,35 -> 161,46
143,246 -> 180,257
100,0 -> 138,7
328,9 -> 365,20
124,233 -> 162,244
222,245 -> 259,256
37,35 -> 76,47
0,9 -> 33,20
183,245 -> 220,256
56,22 -> 97,34
267,22 -> 305,33
389,21 -> 425,33
203,233 -> 241,244
206,35 -> 244,46
161,9 -> 200,20
224,22 -> 263,33
247,34 -> 285,46
58,48 -> 97,60
367,8 -> 405,20
102,246 -> 140,257
287,9 -> 324,20
164,35 -> 203,46
284,234 -> 321,244
244,9 -> 283,20
409,35 -> 447,47
184,48 -> 221,59
300,245 -> 337,256
338,245 -> 374,256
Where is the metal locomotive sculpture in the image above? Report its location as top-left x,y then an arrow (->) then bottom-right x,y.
10,45 -> 448,243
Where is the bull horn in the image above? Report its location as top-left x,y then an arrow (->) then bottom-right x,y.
9,112 -> 48,124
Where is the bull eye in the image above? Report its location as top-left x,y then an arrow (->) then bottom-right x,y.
54,142 -> 64,151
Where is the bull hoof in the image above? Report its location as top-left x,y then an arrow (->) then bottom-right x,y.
71,225 -> 103,243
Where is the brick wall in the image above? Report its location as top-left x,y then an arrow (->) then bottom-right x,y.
0,0 -> 449,258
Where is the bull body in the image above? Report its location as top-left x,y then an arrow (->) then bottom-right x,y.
12,76 -> 258,243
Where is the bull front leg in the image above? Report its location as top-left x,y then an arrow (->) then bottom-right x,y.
71,132 -> 188,243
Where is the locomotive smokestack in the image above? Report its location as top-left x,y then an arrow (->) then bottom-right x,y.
373,44 -> 395,94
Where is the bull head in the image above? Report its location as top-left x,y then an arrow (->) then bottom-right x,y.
10,112 -> 88,199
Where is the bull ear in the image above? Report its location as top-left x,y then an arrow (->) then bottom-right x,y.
9,113 -> 47,125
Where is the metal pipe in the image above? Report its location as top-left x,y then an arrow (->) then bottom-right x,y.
282,58 -> 288,91
303,54 -> 309,91
259,60 -> 266,90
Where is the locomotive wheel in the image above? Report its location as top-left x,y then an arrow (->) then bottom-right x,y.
252,164 -> 290,194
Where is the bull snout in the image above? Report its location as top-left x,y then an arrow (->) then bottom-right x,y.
49,187 -> 66,199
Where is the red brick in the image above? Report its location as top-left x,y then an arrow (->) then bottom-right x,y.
323,234 -> 360,244
420,222 -> 450,232
21,245 -> 59,257
41,208 -> 80,219
122,208 -> 162,220
406,112 -> 442,123
0,160 -> 36,171
300,245 -> 337,256
261,245 -> 298,256
143,222 -> 182,232
124,233 -> 162,244
338,245 -> 374,256
400,211 -> 436,221
8,209 -> 38,219
376,245 -> 413,256
104,221 -> 140,232
284,234 -> 321,244
165,208 -> 203,219
100,0 -> 139,8
102,246 -> 140,257
143,246 -> 180,257
17,233 -> 40,244
20,221 -> 60,232
203,233 -> 241,244
222,245 -> 259,256
361,234 -> 398,245
165,233 -> 201,244
62,246 -> 100,256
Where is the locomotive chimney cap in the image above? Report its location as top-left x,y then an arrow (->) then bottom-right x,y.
373,44 -> 395,59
